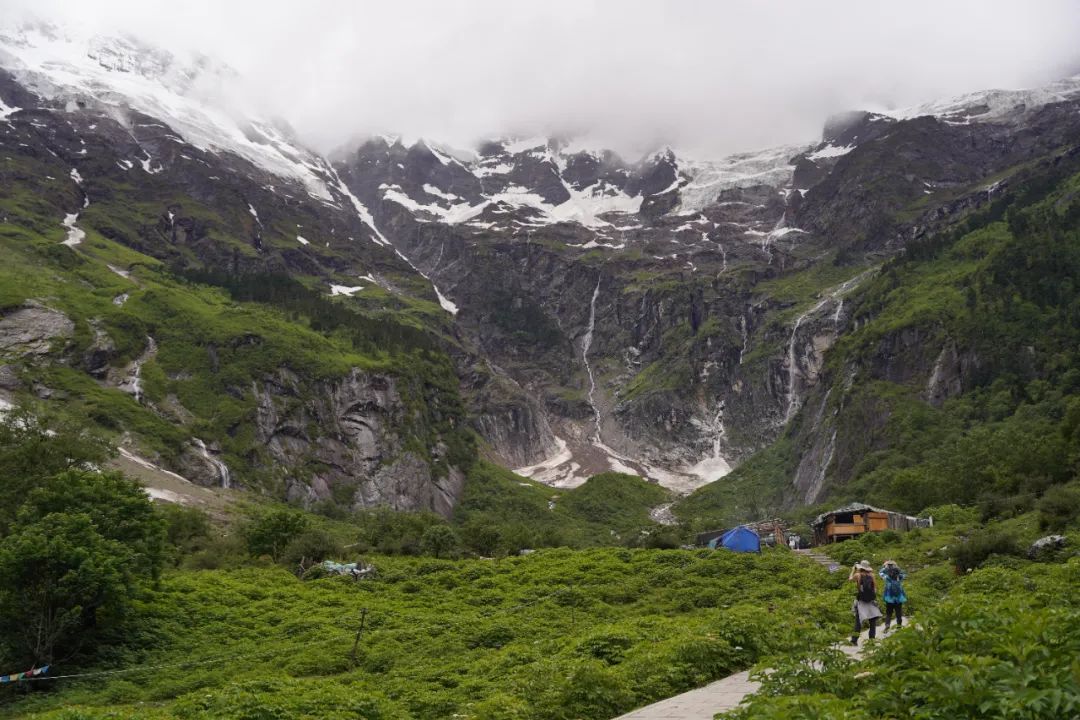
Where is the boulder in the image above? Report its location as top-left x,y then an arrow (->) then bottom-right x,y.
1028,534 -> 1067,560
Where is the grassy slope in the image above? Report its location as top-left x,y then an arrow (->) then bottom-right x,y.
455,464 -> 672,547
0,203 -> 470,495
5,548 -> 846,720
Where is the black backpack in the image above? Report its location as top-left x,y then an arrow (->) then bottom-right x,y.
857,573 -> 876,602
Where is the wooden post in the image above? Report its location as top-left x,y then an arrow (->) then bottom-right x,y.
350,608 -> 368,666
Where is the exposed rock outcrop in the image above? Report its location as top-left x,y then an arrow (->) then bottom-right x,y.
251,367 -> 464,517
0,304 -> 74,357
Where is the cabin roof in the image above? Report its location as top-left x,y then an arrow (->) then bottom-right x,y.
811,502 -> 918,528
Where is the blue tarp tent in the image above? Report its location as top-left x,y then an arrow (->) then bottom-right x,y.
708,526 -> 760,553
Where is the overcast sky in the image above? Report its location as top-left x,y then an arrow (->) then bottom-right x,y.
9,0 -> 1080,156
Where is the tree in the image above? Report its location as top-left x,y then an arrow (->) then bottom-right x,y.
0,411 -> 110,533
244,509 -> 311,560
0,470 -> 167,665
0,513 -> 126,664
421,525 -> 460,558
461,520 -> 502,557
160,504 -> 212,561
280,528 -> 342,567
1037,484 -> 1080,531
20,470 -> 167,579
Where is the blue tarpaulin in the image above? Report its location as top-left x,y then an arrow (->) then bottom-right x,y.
708,526 -> 760,553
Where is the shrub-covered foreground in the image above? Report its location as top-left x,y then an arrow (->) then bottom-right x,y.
727,560 -> 1080,720
4,549 -> 847,720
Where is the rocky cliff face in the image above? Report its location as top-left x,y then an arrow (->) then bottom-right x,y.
782,142 -> 1080,508
332,77 -> 1080,497
249,367 -> 464,515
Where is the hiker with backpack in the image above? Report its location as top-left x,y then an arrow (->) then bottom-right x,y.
848,560 -> 882,645
879,560 -> 907,632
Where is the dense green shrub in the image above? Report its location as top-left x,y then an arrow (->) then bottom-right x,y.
160,505 -> 212,559
0,470 -> 164,666
355,508 -> 447,555
280,528 -> 343,568
730,562 -> 1080,720
243,509 -> 311,561
182,533 -> 248,571
950,530 -> 1024,572
1037,484 -> 1080,531
3,547 -> 846,719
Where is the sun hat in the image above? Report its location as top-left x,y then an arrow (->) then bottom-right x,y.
883,559 -> 897,567
856,560 -> 874,571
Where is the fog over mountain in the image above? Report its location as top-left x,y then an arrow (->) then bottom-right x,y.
6,0 -> 1080,157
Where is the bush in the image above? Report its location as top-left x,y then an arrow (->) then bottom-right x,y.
356,509 -> 446,555
160,504 -> 211,558
950,530 -> 1023,572
280,528 -> 343,568
420,525 -> 460,558
1037,484 -> 1080,531
554,660 -> 635,719
577,631 -> 636,664
920,504 -> 978,527
640,528 -> 682,549
183,533 -> 248,570
243,509 -> 311,561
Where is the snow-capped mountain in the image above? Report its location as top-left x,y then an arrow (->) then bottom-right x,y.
5,20 -> 1080,504
329,71 -> 1080,493
338,133 -> 811,235
0,21 -> 396,239
882,75 -> 1080,125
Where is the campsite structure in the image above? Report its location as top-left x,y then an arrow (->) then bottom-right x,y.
706,526 -> 761,553
811,503 -> 931,545
697,518 -> 784,549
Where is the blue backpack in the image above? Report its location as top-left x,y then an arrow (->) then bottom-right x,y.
883,568 -> 903,597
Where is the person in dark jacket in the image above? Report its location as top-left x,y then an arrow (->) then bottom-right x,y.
879,560 -> 907,632
848,559 -> 882,645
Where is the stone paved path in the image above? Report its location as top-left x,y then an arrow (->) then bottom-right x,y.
613,623 -> 883,719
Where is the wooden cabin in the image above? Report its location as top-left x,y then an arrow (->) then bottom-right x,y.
811,503 -> 930,545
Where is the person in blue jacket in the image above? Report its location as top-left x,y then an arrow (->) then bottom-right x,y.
879,559 -> 907,631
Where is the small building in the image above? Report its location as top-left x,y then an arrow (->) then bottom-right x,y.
811,503 -> 931,545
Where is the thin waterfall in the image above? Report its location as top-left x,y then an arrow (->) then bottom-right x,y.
581,276 -> 603,442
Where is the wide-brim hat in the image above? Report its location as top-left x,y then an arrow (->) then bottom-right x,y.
856,560 -> 874,571
883,559 -> 897,567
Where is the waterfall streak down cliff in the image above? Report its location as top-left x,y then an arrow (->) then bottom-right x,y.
582,277 -> 603,442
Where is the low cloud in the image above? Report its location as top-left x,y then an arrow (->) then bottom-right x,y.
9,0 -> 1080,157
